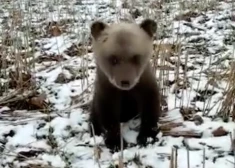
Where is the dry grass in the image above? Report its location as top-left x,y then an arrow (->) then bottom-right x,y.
219,61 -> 235,121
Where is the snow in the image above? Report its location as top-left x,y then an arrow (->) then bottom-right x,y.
0,0 -> 235,167
6,123 -> 37,147
40,154 -> 66,167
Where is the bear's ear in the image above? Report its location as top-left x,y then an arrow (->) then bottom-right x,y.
139,19 -> 157,38
90,21 -> 108,39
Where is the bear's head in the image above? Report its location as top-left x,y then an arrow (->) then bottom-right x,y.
91,19 -> 157,90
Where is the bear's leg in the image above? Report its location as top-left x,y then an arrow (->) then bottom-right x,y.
137,87 -> 161,146
89,110 -> 103,136
98,100 -> 127,152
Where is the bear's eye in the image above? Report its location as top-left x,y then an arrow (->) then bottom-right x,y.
109,55 -> 119,66
131,54 -> 140,64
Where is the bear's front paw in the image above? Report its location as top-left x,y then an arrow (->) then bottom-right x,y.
136,132 -> 148,146
104,133 -> 127,152
137,128 -> 159,147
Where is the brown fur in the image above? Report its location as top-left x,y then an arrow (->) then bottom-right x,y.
89,19 -> 161,152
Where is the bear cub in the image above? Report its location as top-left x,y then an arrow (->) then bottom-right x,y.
89,19 -> 161,151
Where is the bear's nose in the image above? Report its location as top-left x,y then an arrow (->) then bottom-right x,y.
121,80 -> 130,87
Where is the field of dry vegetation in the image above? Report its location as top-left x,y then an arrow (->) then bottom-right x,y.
0,0 -> 235,167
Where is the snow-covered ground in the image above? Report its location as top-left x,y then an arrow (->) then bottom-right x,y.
0,0 -> 235,167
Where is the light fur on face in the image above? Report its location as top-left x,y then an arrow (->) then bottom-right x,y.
91,19 -> 157,90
